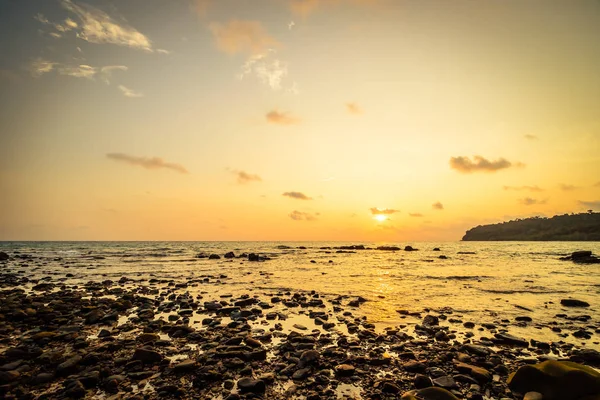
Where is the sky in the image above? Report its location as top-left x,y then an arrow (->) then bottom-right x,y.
1,0 -> 600,241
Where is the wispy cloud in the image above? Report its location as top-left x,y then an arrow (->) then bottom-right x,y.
524,134 -> 538,140
58,64 -> 97,79
118,85 -> 143,98
54,0 -> 154,52
503,185 -> 544,192
35,13 -> 78,38
450,155 -> 522,173
283,192 -> 312,200
432,202 -> 444,210
370,208 -> 399,215
519,197 -> 547,206
29,58 -> 57,77
100,65 -> 128,84
579,200 -> 600,209
106,153 -> 188,174
238,50 -> 290,91
266,110 -> 299,125
209,20 -> 279,55
409,213 -> 423,217
229,169 -> 262,184
289,210 -> 317,221
559,183 -> 578,191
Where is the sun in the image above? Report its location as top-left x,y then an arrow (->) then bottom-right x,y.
373,215 -> 388,222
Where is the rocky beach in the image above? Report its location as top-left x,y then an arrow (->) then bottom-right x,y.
0,243 -> 599,399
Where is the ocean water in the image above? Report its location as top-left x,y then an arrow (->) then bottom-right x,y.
1,241 -> 599,349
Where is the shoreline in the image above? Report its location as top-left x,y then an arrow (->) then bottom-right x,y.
1,250 -> 600,399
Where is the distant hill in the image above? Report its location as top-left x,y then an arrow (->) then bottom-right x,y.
462,212 -> 600,241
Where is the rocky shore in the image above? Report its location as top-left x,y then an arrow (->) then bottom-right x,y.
0,250 -> 599,400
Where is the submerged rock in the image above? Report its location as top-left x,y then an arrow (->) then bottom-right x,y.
507,360 -> 600,400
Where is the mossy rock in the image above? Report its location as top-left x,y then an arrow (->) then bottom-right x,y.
401,387 -> 460,400
507,360 -> 600,400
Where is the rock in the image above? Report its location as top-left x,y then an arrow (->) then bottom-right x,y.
570,349 -> 600,366
401,387 -> 459,400
560,299 -> 590,307
382,381 -> 402,393
414,374 -> 433,389
65,380 -> 86,398
299,350 -> 320,367
0,370 -> 20,384
292,368 -> 311,380
237,377 -> 266,394
405,246 -> 418,251
454,362 -> 491,383
248,253 -> 260,262
57,355 -> 82,376
433,375 -> 457,389
493,332 -> 529,347
516,316 -> 532,322
560,251 -> 600,264
335,364 -> 355,377
224,252 -> 235,258
173,359 -> 196,372
377,246 -> 401,251
0,252 -> 9,261
404,361 -> 427,373
208,254 -> 220,260
507,360 -> 600,400
523,392 -> 543,400
132,348 -> 163,363
423,315 -> 439,327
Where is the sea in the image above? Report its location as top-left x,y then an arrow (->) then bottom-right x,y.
1,241 -> 599,349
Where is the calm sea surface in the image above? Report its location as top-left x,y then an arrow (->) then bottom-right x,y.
1,241 -> 599,348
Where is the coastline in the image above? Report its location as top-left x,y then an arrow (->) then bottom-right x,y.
1,246 -> 599,399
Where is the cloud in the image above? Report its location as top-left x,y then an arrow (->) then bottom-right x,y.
266,110 -> 299,125
209,20 -> 279,56
289,210 -> 317,221
118,85 -> 143,98
230,169 -> 262,184
524,134 -> 538,140
58,64 -> 97,79
409,213 -> 423,217
191,0 -> 212,17
289,0 -> 379,18
238,50 -> 290,91
579,200 -> 600,210
106,153 -> 188,174
519,197 -> 547,206
449,155 -> 521,173
503,185 -> 544,192
346,102 -> 362,115
370,208 -> 399,215
100,65 -> 128,84
35,13 -> 78,37
29,58 -> 57,77
283,192 -> 312,200
58,0 -> 154,51
432,202 -> 444,210
559,183 -> 578,191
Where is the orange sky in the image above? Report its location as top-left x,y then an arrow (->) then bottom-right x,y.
1,0 -> 599,240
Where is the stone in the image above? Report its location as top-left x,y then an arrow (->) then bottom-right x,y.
0,251 -> 9,261
237,377 -> 266,394
224,252 -> 235,258
137,333 -> 160,343
208,254 -> 220,260
523,392 -> 543,400
132,348 -> 163,363
560,299 -> 590,307
299,350 -> 320,367
423,315 -> 439,327
292,368 -> 311,380
57,355 -> 82,376
382,381 -> 401,393
0,370 -> 20,384
401,387 -> 459,400
173,359 -> 196,372
433,375 -> 457,389
414,374 -> 433,389
493,332 -> 529,347
454,362 -> 491,383
335,364 -> 355,377
507,361 -> 600,400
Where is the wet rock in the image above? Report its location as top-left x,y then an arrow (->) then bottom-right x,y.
423,315 -> 439,327
0,252 -> 9,261
335,364 -> 355,377
560,251 -> 600,264
404,361 -> 427,373
299,349 -> 320,367
405,246 -> 418,251
570,349 -> 600,366
132,348 -> 163,363
292,368 -> 311,380
57,355 -> 82,376
493,332 -> 529,347
454,362 -> 491,383
414,374 -> 433,389
382,381 -> 402,393
560,299 -> 590,307
224,252 -> 235,258
173,359 -> 196,372
208,254 -> 221,260
401,387 -> 459,400
433,375 -> 457,389
507,360 -> 600,400
237,377 -> 266,394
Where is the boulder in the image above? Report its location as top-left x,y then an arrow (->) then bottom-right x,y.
561,299 -> 590,308
507,360 -> 600,400
208,254 -> 221,260
0,252 -> 9,261
224,252 -> 235,259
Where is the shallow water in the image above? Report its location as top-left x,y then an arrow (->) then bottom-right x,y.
1,241 -> 599,349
